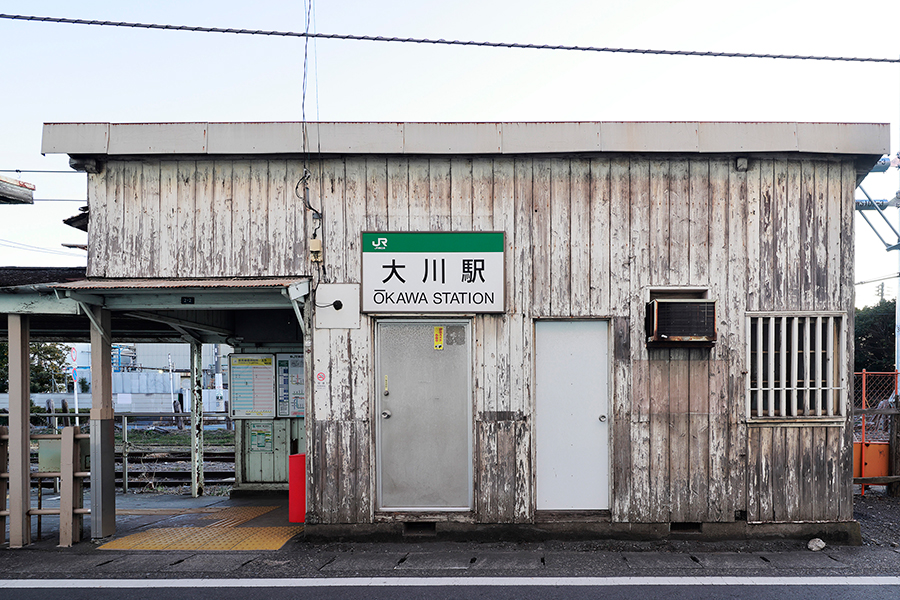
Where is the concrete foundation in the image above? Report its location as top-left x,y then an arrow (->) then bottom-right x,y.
304,520 -> 863,545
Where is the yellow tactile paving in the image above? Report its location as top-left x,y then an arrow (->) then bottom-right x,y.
99,528 -> 200,550
98,506 -> 302,551
202,506 -> 276,528
116,507 -> 224,516
229,527 -> 303,551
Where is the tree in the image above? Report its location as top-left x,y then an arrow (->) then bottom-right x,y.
0,342 -> 72,393
855,298 -> 896,372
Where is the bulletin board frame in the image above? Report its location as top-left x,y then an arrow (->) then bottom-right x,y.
229,354 -> 276,419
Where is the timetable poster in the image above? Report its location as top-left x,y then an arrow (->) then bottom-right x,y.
229,354 -> 276,418
276,353 -> 305,418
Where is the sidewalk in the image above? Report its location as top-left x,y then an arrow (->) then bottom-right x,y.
3,490 -> 900,580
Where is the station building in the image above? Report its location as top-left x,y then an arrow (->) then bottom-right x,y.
2,121 -> 888,543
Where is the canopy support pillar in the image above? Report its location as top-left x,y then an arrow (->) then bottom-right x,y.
8,314 -> 31,548
89,306 -> 116,539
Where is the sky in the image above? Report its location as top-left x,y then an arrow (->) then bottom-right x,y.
2,0 -> 900,307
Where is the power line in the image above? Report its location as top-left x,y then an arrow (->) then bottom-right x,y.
856,273 -> 900,286
2,13 -> 898,64
23,198 -> 87,202
0,238 -> 85,257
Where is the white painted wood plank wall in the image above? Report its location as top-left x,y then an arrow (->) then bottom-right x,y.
88,155 -> 856,525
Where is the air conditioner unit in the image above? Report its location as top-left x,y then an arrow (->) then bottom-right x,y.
645,299 -> 717,346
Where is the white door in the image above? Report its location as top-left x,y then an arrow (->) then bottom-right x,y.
375,320 -> 472,511
535,320 -> 610,510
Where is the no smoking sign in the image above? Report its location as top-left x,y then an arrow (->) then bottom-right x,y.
315,371 -> 327,392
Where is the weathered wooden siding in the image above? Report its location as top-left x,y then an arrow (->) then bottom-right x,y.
88,154 -> 855,525
88,160 -> 310,278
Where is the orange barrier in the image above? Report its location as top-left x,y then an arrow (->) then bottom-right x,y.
853,442 -> 890,478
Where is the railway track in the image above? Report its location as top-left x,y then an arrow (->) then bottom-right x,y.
119,448 -> 236,488
31,448 -> 238,489
117,470 -> 236,488
118,449 -> 235,463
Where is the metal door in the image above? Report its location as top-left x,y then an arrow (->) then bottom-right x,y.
535,320 -> 610,510
376,320 -> 472,510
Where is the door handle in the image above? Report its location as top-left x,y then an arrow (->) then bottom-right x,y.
598,414 -> 607,422
382,410 -> 392,419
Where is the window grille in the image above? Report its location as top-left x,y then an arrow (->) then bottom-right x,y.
746,314 -> 845,418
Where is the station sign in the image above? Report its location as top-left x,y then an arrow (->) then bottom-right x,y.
361,232 -> 505,313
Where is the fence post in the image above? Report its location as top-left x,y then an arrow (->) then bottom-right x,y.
58,426 -> 76,547
861,370 -> 867,494
190,340 -> 204,497
122,414 -> 129,494
891,371 -> 900,497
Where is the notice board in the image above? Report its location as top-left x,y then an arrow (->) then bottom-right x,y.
248,421 -> 274,452
229,354 -> 276,418
276,353 -> 305,418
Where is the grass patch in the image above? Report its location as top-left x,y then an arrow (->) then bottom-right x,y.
117,428 -> 235,448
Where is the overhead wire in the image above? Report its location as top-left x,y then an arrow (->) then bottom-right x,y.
856,273 -> 900,286
29,198 -> 87,202
295,0 -> 325,285
0,238 -> 85,257
1,13 -> 898,64
6,11 -> 899,279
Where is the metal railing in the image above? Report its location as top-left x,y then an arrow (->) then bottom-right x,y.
1,410 -> 235,547
853,371 -> 900,496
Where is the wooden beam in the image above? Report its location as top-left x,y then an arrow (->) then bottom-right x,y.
84,291 -> 295,311
58,426 -> 82,547
854,476 -> 900,485
0,293 -> 81,314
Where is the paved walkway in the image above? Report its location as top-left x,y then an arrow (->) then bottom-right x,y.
7,489 -> 302,551
98,505 -> 302,551
4,490 -> 900,580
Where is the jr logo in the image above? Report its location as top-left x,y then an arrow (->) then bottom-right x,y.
372,237 -> 388,249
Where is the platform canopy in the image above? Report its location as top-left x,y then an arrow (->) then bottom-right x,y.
0,268 -> 310,344
0,174 -> 34,204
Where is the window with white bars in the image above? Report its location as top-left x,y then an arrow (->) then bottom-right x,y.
747,314 -> 846,419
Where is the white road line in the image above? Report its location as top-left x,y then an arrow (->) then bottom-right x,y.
1,577 -> 900,588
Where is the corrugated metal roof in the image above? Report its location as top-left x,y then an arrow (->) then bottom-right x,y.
41,121 -> 890,157
56,277 -> 308,290
0,267 -> 86,287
